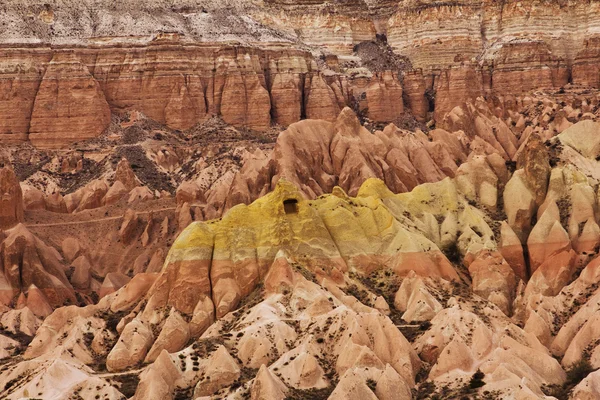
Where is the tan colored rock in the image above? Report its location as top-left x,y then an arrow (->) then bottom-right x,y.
99,272 -> 131,299
111,272 -> 158,313
175,202 -> 193,233
270,71 -> 303,126
106,319 -> 154,372
394,272 -> 442,321
403,70 -> 428,122
562,313 -> 600,368
504,170 -> 536,242
558,120 -> 600,158
526,249 -> 576,297
455,155 -> 498,209
498,222 -> 527,281
328,368 -> 378,400
264,250 -> 296,294
435,65 -> 484,122
468,251 -> 516,315
2,224 -> 75,307
304,73 -> 341,121
251,364 -> 288,400
165,79 -> 206,131
134,349 -> 181,400
75,180 -> 109,212
145,309 -> 190,362
103,181 -> 128,206
61,237 -> 83,263
375,364 -> 413,400
146,248 -> 166,273
26,284 -> 53,318
45,192 -> 67,213
516,133 -> 550,206
176,181 -> 203,205
220,64 -> 271,131
127,186 -> 154,205
527,201 -> 570,273
119,209 -> 138,244
22,185 -> 46,210
193,345 -> 240,397
189,295 -> 215,337
571,369 -> 600,400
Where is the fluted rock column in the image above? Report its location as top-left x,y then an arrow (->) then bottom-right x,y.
29,52 -> 111,149
365,71 -> 404,122
0,166 -> 24,230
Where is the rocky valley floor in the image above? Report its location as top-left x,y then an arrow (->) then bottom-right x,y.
1,87 -> 600,399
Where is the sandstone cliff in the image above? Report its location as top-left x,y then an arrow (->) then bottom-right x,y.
1,0 -> 600,148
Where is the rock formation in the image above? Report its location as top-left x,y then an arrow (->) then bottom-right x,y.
2,2 -> 600,399
0,166 -> 24,230
28,53 -> 112,149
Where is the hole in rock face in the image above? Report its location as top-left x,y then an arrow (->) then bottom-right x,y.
283,199 -> 298,214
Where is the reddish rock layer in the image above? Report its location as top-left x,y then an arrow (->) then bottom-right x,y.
0,167 -> 24,230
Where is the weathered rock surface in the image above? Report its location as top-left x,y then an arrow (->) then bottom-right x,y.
0,167 -> 24,230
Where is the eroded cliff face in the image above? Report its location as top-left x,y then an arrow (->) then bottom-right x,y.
1,0 -> 600,148
0,41 -> 413,148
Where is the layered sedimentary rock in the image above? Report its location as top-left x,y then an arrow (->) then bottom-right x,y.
28,52 -> 111,149
403,69 -> 428,122
387,0 -> 484,69
434,64 -> 484,122
364,70 -> 404,122
219,105 -> 519,213
4,2 -> 600,397
573,36 -> 600,88
484,41 -> 569,96
0,0 -> 599,146
2,94 -> 600,398
0,41 -> 418,148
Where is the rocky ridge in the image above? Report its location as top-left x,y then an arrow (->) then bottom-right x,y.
2,95 -> 600,398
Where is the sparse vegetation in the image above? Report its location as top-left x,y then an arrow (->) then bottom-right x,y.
542,357 -> 597,400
